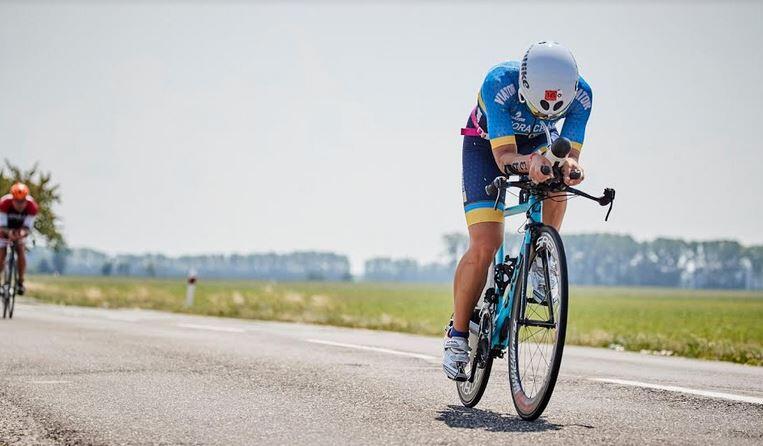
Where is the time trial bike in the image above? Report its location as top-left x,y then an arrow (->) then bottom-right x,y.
452,138 -> 615,420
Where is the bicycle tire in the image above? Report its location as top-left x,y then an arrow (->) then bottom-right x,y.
3,249 -> 15,319
508,225 -> 568,420
2,274 -> 8,320
8,279 -> 15,319
457,309 -> 494,407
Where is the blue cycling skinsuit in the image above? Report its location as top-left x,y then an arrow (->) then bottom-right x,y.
461,61 -> 593,226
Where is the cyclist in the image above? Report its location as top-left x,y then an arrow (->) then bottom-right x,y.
444,41 -> 592,380
0,183 -> 38,296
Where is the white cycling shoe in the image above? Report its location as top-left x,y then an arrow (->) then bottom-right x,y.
530,260 -> 558,305
442,336 -> 470,381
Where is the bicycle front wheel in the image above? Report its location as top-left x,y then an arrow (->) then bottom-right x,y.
2,253 -> 15,319
508,225 -> 568,420
7,279 -> 15,319
1,287 -> 7,319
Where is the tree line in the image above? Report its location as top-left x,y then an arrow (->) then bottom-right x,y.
25,233 -> 763,289
28,248 -> 352,282
364,233 -> 763,289
7,160 -> 763,289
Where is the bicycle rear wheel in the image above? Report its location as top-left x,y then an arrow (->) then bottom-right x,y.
457,306 -> 494,407
508,225 -> 568,420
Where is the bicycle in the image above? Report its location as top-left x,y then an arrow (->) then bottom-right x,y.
1,238 -> 20,319
453,137 -> 615,420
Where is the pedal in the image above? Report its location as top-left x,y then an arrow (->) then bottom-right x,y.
444,364 -> 468,382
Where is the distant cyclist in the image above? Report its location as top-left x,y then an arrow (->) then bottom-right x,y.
0,183 -> 38,296
444,42 -> 593,380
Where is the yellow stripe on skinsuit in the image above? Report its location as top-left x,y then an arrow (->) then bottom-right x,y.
570,141 -> 583,152
465,208 -> 504,226
490,135 -> 517,150
477,91 -> 486,111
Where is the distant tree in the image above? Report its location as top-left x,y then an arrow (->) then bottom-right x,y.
115,262 -> 131,276
145,261 -> 156,277
37,258 -> 53,274
0,160 -> 65,249
306,272 -> 325,281
364,257 -> 420,282
442,232 -> 468,267
101,261 -> 113,276
52,248 -> 69,274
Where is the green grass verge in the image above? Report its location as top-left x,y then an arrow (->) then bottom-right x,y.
25,275 -> 763,366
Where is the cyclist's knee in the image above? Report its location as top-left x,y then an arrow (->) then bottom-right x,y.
466,223 -> 502,265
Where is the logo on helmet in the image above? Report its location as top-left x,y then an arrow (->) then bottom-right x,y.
520,54 -> 530,89
544,90 -> 559,101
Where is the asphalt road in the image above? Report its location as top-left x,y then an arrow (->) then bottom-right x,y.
0,301 -> 761,446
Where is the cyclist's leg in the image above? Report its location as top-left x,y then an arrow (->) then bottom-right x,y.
454,132 -> 505,333
528,131 -> 566,231
542,194 -> 567,231
453,222 -> 503,332
15,241 -> 26,286
527,132 -> 564,302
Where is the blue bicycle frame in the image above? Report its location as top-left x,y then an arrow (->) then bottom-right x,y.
489,194 -> 542,350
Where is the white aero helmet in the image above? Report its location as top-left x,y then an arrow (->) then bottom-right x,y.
518,41 -> 579,119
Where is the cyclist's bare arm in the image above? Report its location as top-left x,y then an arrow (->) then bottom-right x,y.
563,149 -> 584,186
492,144 -> 552,183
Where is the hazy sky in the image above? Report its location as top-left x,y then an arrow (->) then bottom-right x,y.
2,1 -> 762,271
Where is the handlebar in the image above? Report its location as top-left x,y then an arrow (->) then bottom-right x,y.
484,174 -> 616,221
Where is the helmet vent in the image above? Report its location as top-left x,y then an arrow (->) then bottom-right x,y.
540,100 -> 550,111
553,101 -> 564,111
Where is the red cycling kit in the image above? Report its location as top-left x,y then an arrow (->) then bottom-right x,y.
0,194 -> 38,247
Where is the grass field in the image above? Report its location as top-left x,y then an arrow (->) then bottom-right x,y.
24,275 -> 763,366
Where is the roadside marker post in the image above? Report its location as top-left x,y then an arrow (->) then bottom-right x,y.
185,269 -> 197,308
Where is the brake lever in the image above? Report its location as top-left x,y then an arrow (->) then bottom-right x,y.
565,186 -> 616,221
493,178 -> 506,210
600,188 -> 616,221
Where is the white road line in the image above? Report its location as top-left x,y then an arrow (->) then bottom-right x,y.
105,314 -> 147,322
305,339 -> 438,361
176,323 -> 246,333
592,378 -> 763,405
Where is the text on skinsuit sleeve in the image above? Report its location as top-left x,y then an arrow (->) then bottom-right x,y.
480,68 -> 517,150
560,77 -> 593,151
